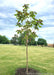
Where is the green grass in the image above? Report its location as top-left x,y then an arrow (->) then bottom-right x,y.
0,44 -> 54,75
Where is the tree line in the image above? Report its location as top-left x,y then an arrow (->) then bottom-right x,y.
0,34 -> 47,46
11,33 -> 47,46
0,35 -> 10,44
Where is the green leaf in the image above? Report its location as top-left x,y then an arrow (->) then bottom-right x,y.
14,14 -> 17,16
39,25 -> 42,28
16,22 -> 22,27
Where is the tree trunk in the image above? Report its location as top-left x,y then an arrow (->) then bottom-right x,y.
26,39 -> 28,75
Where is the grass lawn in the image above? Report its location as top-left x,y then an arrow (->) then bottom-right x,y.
0,44 -> 54,75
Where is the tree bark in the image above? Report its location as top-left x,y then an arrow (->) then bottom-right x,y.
26,38 -> 28,75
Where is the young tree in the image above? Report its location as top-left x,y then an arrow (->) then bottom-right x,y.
15,4 -> 43,74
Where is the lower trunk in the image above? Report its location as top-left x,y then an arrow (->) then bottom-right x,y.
26,39 -> 28,74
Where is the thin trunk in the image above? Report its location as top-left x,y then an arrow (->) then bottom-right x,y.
26,39 -> 28,74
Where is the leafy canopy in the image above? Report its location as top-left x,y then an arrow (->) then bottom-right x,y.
37,38 -> 47,46
0,35 -> 9,44
15,4 -> 43,40
11,34 -> 18,45
18,32 -> 37,45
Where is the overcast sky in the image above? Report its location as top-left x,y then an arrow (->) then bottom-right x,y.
0,0 -> 54,44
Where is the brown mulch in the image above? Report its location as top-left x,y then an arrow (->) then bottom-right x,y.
15,68 -> 39,75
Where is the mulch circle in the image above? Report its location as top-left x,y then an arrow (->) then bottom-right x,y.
15,68 -> 39,75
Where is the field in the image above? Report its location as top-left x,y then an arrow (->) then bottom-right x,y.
0,44 -> 54,75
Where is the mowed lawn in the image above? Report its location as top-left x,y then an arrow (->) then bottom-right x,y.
0,45 -> 54,75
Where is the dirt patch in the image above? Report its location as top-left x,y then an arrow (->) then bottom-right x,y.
15,68 -> 39,75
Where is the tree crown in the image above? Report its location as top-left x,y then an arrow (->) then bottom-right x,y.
15,4 -> 43,39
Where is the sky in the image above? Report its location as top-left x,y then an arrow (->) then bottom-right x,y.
0,0 -> 54,44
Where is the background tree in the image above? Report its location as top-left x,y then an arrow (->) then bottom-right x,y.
37,38 -> 47,46
18,33 -> 25,45
15,4 -> 43,74
53,43 -> 54,47
0,35 -> 9,44
18,32 -> 37,45
11,34 -> 18,45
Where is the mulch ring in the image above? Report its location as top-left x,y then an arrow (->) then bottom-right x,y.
15,68 -> 40,75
